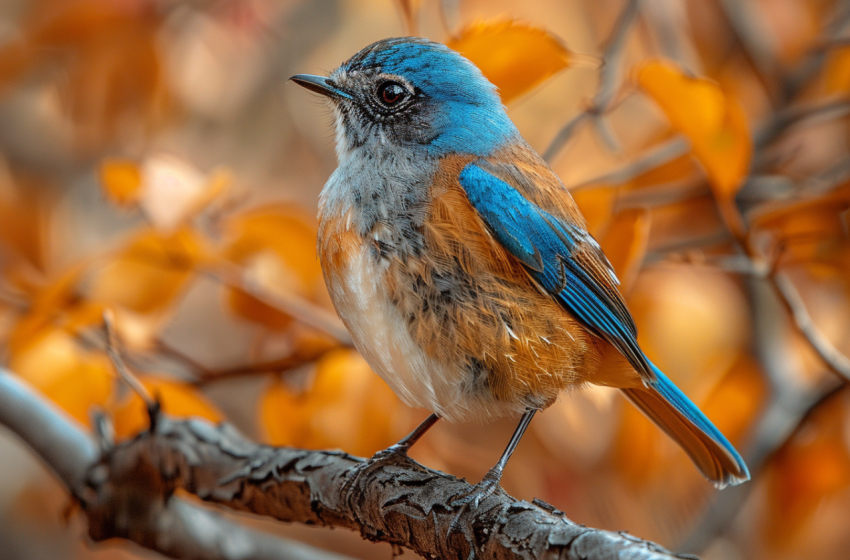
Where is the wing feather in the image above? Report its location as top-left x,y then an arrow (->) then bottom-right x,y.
458,161 -> 651,377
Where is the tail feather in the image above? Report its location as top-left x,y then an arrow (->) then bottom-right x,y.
620,362 -> 750,488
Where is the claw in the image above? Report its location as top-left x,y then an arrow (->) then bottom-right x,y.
446,472 -> 503,539
369,443 -> 410,464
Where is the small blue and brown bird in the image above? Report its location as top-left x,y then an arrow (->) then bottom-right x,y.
290,37 -> 750,502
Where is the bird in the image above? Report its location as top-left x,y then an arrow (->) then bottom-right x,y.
290,37 -> 750,504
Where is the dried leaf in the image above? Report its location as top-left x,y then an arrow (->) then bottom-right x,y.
223,205 -> 324,330
750,184 -> 850,249
139,155 -> 231,232
111,375 -> 223,438
99,158 -> 142,207
600,208 -> 651,293
765,394 -> 850,547
89,226 -> 205,314
638,61 -> 752,223
700,356 -> 767,444
8,264 -> 101,354
448,20 -> 571,103
0,0 -> 171,144
260,349 -> 404,457
572,187 -> 616,238
823,47 -> 850,93
10,327 -> 113,427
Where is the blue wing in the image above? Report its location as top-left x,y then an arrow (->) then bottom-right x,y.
458,160 -> 750,486
458,161 -> 651,376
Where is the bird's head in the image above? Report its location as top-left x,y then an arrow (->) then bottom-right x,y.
290,37 -> 517,161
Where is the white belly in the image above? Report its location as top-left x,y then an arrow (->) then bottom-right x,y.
323,243 -> 516,423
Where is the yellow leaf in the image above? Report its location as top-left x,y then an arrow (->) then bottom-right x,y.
764,394 -> 850,547
139,155 -> 231,232
10,328 -> 113,427
99,159 -> 142,207
600,208 -> 651,293
260,349 -> 404,457
8,264 -> 102,354
223,204 -> 324,330
572,187 -> 616,238
638,61 -> 752,212
89,226 -> 204,314
823,47 -> 850,93
448,20 -> 571,103
111,375 -> 223,438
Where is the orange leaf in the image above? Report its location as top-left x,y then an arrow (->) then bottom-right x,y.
638,61 -> 751,225
572,187 -> 616,238
99,158 -> 142,206
700,356 -> 766,445
764,394 -> 850,546
822,46 -> 850,94
111,375 -> 223,438
448,20 -> 571,103
751,184 -> 850,245
600,208 -> 651,293
89,226 -> 204,314
139,155 -> 231,232
8,264 -> 102,354
260,349 -> 404,457
223,204 -> 324,330
10,328 -> 113,426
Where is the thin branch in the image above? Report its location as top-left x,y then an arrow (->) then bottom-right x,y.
716,0 -> 781,83
0,368 -> 698,560
543,0 -> 641,162
769,271 -> 850,382
193,344 -> 332,386
103,310 -> 156,408
754,97 -> 850,150
207,264 -> 353,346
568,136 -> 690,191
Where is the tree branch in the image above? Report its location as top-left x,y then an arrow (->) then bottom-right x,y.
0,369 -> 352,560
0,368 -> 698,560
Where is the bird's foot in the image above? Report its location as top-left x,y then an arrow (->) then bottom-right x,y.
447,469 -> 504,538
368,443 -> 411,464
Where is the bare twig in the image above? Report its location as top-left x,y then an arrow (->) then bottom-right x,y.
754,96 -> 850,150
193,344 -> 333,385
769,271 -> 850,382
543,0 -> 641,162
568,136 -> 690,191
716,0 -> 781,83
208,264 -> 352,346
103,310 -> 156,408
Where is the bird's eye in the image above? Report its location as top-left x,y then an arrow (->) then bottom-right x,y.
377,81 -> 408,106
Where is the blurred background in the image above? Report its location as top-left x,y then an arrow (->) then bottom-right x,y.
0,0 -> 849,559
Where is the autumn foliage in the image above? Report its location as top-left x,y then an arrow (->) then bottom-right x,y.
0,1 -> 849,559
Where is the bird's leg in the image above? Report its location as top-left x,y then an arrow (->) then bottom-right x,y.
370,413 -> 440,462
449,408 -> 538,523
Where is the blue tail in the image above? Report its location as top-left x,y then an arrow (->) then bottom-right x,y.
621,362 -> 750,488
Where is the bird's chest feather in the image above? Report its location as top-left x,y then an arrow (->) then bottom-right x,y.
317,153 -> 599,422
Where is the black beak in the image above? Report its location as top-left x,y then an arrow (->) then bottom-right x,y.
289,74 -> 351,100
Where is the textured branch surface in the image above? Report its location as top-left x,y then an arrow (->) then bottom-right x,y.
0,369 -> 696,560
88,416 -> 695,560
